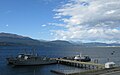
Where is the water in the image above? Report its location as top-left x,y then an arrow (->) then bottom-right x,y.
0,46 -> 120,75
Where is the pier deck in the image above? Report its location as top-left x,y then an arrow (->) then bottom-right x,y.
51,67 -> 120,75
55,58 -> 105,69
51,58 -> 120,75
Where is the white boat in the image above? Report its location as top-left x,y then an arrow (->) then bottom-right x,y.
74,54 -> 91,62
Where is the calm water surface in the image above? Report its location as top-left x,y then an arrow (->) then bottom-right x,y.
0,46 -> 120,75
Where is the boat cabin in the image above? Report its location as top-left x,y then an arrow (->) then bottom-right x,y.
74,54 -> 91,62
105,62 -> 116,69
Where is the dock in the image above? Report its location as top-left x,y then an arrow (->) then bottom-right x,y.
55,58 -> 105,69
51,58 -> 105,75
51,58 -> 120,75
51,67 -> 120,75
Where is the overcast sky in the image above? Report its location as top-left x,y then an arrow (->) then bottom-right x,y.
0,0 -> 120,43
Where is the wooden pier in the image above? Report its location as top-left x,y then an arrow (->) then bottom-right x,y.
51,58 -> 120,75
55,58 -> 105,69
51,67 -> 120,75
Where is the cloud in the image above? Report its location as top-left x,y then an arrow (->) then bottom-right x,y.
53,0 -> 120,43
50,32 -> 54,35
6,24 -> 9,27
48,23 -> 65,27
41,24 -> 46,27
41,0 -> 59,4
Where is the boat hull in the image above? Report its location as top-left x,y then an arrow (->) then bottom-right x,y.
7,57 -> 57,66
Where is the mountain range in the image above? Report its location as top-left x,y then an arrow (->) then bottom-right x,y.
0,32 -> 120,47
0,32 -> 73,47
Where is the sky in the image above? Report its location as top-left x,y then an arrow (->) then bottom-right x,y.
0,0 -> 120,43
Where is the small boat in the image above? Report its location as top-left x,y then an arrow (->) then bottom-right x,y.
6,53 -> 57,66
74,54 -> 91,62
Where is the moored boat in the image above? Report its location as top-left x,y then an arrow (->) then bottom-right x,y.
6,53 -> 57,66
74,54 -> 91,62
